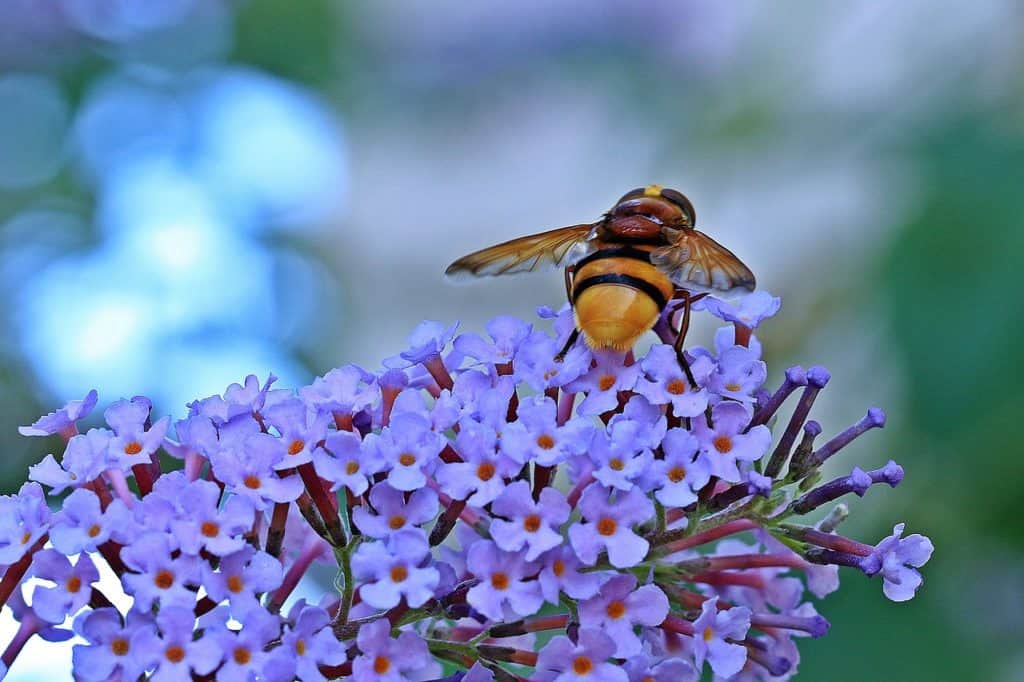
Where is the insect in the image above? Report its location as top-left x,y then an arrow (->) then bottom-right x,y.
445,185 -> 755,373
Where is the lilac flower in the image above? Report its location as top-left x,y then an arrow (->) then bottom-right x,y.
706,338 -> 767,405
534,628 -> 628,682
537,545 -> 607,605
501,395 -> 592,466
454,315 -> 532,365
635,344 -> 713,418
169,480 -> 256,556
206,609 -> 281,682
607,394 -> 668,447
210,432 -> 303,510
130,606 -> 222,682
29,550 -> 99,624
352,619 -> 430,682
300,364 -> 378,416
7,587 -> 73,643
29,428 -> 112,495
437,420 -> 518,506
491,481 -> 569,561
569,484 -> 653,568
578,574 -> 669,658
352,483 -> 438,538
466,541 -> 543,621
49,489 -> 131,554
19,389 -> 98,437
567,350 -> 641,416
697,291 -> 781,329
189,374 -> 277,424
396,319 -> 459,365
203,546 -> 284,617
860,523 -> 934,602
121,532 -> 201,610
0,482 -> 51,564
166,413 -> 220,459
623,656 -> 697,682
588,428 -> 652,492
266,602 -> 345,682
364,410 -> 444,491
691,598 -> 751,678
2,305 -> 935,680
353,530 -> 439,609
645,428 -> 711,507
72,608 -> 156,682
314,429 -> 384,495
515,333 -> 592,392
692,402 -> 771,482
264,396 -> 331,469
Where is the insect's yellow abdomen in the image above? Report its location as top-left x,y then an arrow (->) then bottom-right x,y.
572,252 -> 675,351
575,286 -> 661,351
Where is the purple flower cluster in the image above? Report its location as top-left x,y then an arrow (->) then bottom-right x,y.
0,291 -> 933,680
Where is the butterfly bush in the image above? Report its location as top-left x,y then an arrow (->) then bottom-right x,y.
0,292 -> 933,681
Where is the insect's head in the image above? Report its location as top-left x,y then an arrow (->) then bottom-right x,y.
606,185 -> 695,239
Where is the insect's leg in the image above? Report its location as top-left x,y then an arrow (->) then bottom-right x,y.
672,291 -> 708,348
555,328 -> 580,363
554,265 -> 581,362
563,265 -> 575,305
672,291 -> 700,387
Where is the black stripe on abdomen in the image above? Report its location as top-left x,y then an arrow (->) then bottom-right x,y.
572,273 -> 667,309
574,245 -> 652,270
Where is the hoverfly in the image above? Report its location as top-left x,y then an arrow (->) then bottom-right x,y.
445,185 -> 755,373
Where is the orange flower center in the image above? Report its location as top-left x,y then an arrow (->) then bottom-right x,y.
66,576 -> 82,594
234,647 -> 252,665
713,436 -> 733,454
374,656 -> 391,674
20,531 -> 31,545
287,439 -> 305,455
227,575 -> 245,593
476,462 -> 496,481
201,521 -> 220,538
154,570 -> 175,590
398,453 -> 417,467
165,645 -> 185,663
609,458 -> 625,471
667,466 -> 687,483
703,626 -> 715,642
606,600 -> 626,619
295,639 -> 307,656
552,559 -> 565,577
111,638 -> 129,656
666,379 -> 688,395
390,565 -> 409,583
536,434 -> 555,450
725,382 -> 741,392
523,514 -> 542,533
87,524 -> 102,538
598,374 -> 616,391
243,475 -> 261,489
388,515 -> 406,530
345,461 -> 360,475
597,517 -> 617,536
573,656 -> 594,675
123,441 -> 143,455
491,572 -> 510,590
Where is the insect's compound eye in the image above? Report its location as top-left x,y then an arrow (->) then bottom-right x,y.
658,189 -> 696,227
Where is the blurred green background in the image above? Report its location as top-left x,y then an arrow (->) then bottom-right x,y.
1,1 -> 1021,679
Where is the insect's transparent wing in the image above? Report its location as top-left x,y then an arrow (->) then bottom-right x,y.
445,224 -> 597,278
651,229 -> 755,296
